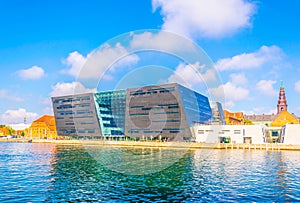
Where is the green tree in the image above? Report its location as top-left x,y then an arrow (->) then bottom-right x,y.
6,126 -> 15,135
245,119 -> 253,125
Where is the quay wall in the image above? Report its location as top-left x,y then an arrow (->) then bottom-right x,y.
1,139 -> 300,151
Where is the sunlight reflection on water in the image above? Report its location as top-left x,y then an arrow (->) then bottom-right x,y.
0,143 -> 299,202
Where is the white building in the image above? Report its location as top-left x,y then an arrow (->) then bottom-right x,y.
193,125 -> 265,144
280,124 -> 300,144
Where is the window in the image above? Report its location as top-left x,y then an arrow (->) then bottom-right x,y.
129,113 -> 149,116
198,130 -> 204,134
152,120 -> 180,123
81,96 -> 90,101
65,122 -> 74,126
87,129 -> 95,133
154,112 -> 179,115
77,110 -> 93,114
130,105 -> 144,108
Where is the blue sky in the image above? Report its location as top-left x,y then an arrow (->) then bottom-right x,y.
1,0 -> 300,124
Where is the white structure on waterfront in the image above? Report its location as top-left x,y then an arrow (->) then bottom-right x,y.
193,125 -> 265,144
280,124 -> 300,144
194,124 -> 300,145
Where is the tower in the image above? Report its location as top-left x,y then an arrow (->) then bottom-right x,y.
277,81 -> 287,114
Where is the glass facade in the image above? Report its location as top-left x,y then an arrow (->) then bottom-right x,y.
94,90 -> 126,136
210,101 -> 226,125
52,83 -> 214,141
177,84 -> 212,126
125,83 -> 213,141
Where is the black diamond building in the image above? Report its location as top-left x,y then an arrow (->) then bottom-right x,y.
52,83 -> 213,141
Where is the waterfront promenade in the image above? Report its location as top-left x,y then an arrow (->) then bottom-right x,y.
1,138 -> 300,151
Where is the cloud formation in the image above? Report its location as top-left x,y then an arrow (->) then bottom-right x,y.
0,108 -> 38,124
167,62 -> 216,87
256,80 -> 277,96
212,82 -> 249,101
50,82 -> 97,97
215,45 -> 283,71
62,43 -> 139,79
209,82 -> 249,109
152,0 -> 256,38
62,51 -> 87,77
130,31 -> 193,52
17,65 -> 46,80
230,73 -> 248,85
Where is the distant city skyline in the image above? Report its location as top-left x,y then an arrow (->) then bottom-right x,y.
1,0 -> 300,125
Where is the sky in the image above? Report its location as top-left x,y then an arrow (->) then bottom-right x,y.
1,0 -> 300,125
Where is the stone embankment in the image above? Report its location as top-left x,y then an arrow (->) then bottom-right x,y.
1,138 -> 300,151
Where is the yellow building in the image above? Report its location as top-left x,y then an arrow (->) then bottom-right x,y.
271,110 -> 299,127
0,126 -> 11,137
224,110 -> 245,125
27,115 -> 58,139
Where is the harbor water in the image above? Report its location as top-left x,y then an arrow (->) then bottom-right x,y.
0,142 -> 299,202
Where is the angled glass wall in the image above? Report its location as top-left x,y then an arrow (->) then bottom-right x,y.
210,101 -> 226,125
125,83 -> 210,141
177,84 -> 212,126
94,90 -> 126,136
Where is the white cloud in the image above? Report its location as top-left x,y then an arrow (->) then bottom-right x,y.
130,31 -> 192,52
50,82 -> 97,97
215,45 -> 283,71
224,100 -> 235,109
62,43 -> 139,79
256,80 -> 277,96
61,51 -> 87,77
211,82 -> 249,101
0,89 -> 23,102
294,81 -> 300,93
152,0 -> 256,38
167,62 -> 216,87
17,65 -> 46,80
209,82 -> 249,109
230,73 -> 248,85
0,108 -> 38,124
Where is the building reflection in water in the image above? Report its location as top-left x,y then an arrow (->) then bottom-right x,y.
47,145 -> 194,202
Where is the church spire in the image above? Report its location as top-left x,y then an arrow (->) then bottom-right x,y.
277,81 -> 287,114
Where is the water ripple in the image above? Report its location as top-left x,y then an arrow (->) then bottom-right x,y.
0,143 -> 300,202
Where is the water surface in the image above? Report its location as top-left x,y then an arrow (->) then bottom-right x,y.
0,142 -> 299,202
